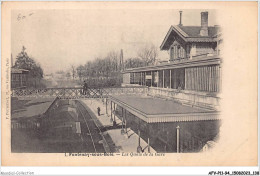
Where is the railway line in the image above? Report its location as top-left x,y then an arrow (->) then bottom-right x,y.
75,100 -> 109,153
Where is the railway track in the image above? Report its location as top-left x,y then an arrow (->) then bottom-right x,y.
77,104 -> 97,153
76,100 -> 109,153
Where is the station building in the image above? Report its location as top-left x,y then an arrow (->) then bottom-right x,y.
11,68 -> 29,89
108,11 -> 222,152
122,11 -> 222,110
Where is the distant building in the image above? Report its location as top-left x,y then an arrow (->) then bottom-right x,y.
43,73 -> 53,80
11,68 -> 29,89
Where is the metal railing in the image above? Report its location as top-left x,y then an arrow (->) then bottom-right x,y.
11,87 -> 148,99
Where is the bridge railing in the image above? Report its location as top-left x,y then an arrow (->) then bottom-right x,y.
11,87 -> 148,99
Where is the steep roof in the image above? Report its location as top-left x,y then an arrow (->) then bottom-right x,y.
178,26 -> 220,38
160,25 -> 221,50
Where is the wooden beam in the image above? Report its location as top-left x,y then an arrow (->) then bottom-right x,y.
170,69 -> 172,89
163,70 -> 165,88
209,66 -> 212,92
157,71 -> 159,88
114,102 -> 116,122
151,71 -> 152,87
141,72 -> 143,86
110,101 -> 113,122
144,72 -> 146,86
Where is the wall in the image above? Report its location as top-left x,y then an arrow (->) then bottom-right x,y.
148,120 -> 220,153
195,43 -> 215,56
123,73 -> 130,84
148,87 -> 220,110
115,105 -> 220,153
185,65 -> 220,92
11,73 -> 28,88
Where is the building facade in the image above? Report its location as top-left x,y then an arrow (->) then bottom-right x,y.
116,11 -> 222,152
122,11 -> 222,111
11,68 -> 29,89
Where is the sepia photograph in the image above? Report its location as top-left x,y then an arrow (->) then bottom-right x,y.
1,1 -> 258,169
10,8 -> 222,154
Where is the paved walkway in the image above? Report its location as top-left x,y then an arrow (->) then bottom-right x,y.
80,99 -> 156,153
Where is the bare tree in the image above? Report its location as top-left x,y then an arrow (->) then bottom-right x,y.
125,58 -> 144,69
137,43 -> 158,66
107,51 -> 119,72
71,65 -> 76,80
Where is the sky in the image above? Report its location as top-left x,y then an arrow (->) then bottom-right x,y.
11,9 -> 217,74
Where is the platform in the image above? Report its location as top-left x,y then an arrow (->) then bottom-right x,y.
81,99 -> 156,153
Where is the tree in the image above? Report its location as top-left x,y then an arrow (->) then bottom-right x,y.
65,72 -> 71,80
77,65 -> 85,81
71,65 -> 76,80
107,51 -> 119,72
14,46 -> 44,88
137,43 -> 158,66
125,58 -> 144,69
14,46 -> 35,69
75,50 -> 124,87
56,70 -> 65,74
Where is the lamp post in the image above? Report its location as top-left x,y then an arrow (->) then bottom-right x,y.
137,130 -> 142,153
148,138 -> 150,153
121,108 -> 125,134
176,126 -> 180,153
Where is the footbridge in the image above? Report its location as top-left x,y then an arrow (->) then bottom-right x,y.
11,87 -> 148,99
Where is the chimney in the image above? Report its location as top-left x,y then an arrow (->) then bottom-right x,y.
200,11 -> 208,36
179,11 -> 183,26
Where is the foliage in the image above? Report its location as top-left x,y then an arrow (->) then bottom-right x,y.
13,46 -> 45,88
125,58 -> 145,69
76,65 -> 85,81
65,72 -> 71,79
56,70 -> 65,74
71,43 -> 158,88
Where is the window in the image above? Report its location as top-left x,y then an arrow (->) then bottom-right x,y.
170,47 -> 174,60
170,44 -> 185,60
174,45 -> 178,59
